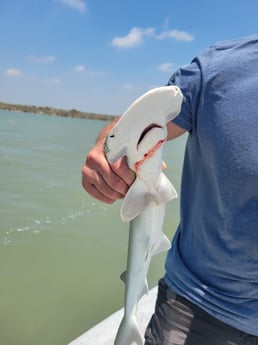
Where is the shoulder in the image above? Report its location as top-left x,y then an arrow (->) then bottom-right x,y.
198,34 -> 258,65
194,34 -> 258,64
210,34 -> 258,50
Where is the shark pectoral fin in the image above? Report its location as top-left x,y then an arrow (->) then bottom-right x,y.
156,172 -> 177,204
120,270 -> 127,283
121,179 -> 149,222
152,234 -> 171,256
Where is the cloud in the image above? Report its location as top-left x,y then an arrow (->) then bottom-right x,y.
73,65 -> 105,77
29,55 -> 56,63
74,65 -> 85,72
156,30 -> 194,42
111,27 -> 155,48
157,62 -> 175,73
111,27 -> 194,48
4,68 -> 23,77
59,0 -> 87,13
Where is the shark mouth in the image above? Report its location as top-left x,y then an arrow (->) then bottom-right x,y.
137,123 -> 163,147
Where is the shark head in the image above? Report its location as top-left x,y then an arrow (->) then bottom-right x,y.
104,85 -> 183,168
104,125 -> 129,164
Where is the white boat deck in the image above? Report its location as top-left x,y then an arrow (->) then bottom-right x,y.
68,286 -> 157,345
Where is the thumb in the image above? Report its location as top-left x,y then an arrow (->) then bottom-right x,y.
111,157 -> 136,186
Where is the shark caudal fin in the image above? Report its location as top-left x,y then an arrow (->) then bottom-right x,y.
114,316 -> 143,345
121,173 -> 177,222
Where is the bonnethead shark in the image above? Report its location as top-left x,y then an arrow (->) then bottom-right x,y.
104,85 -> 183,345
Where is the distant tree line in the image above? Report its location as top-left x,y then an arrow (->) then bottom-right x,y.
0,101 -> 117,121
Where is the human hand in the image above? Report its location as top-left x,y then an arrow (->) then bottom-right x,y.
81,138 -> 135,204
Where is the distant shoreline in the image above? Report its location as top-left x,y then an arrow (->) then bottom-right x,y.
0,101 -> 117,121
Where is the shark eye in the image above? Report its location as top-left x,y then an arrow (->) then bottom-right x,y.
110,134 -> 115,138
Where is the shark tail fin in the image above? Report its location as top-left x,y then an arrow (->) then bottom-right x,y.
114,316 -> 143,345
121,173 -> 177,222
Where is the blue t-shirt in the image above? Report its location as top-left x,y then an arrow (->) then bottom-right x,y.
164,35 -> 258,336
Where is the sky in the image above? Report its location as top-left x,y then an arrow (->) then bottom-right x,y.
1,0 -> 258,115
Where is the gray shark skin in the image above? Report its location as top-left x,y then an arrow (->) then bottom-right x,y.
104,86 -> 183,345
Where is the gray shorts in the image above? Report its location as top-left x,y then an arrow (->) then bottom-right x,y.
144,279 -> 258,345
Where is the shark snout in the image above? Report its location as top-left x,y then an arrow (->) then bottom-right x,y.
104,135 -> 126,164
104,136 -> 110,155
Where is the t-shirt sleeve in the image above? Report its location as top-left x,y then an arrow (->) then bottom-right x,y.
167,59 -> 202,132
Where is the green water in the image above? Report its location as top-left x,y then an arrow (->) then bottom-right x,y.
0,110 -> 186,345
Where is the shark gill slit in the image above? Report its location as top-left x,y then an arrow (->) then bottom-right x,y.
137,123 -> 163,147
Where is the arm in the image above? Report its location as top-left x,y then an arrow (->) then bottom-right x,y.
81,117 -> 135,204
166,121 -> 186,140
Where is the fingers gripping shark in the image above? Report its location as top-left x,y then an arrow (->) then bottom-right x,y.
104,86 -> 183,345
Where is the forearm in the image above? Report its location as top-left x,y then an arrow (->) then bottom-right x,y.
166,121 -> 186,141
